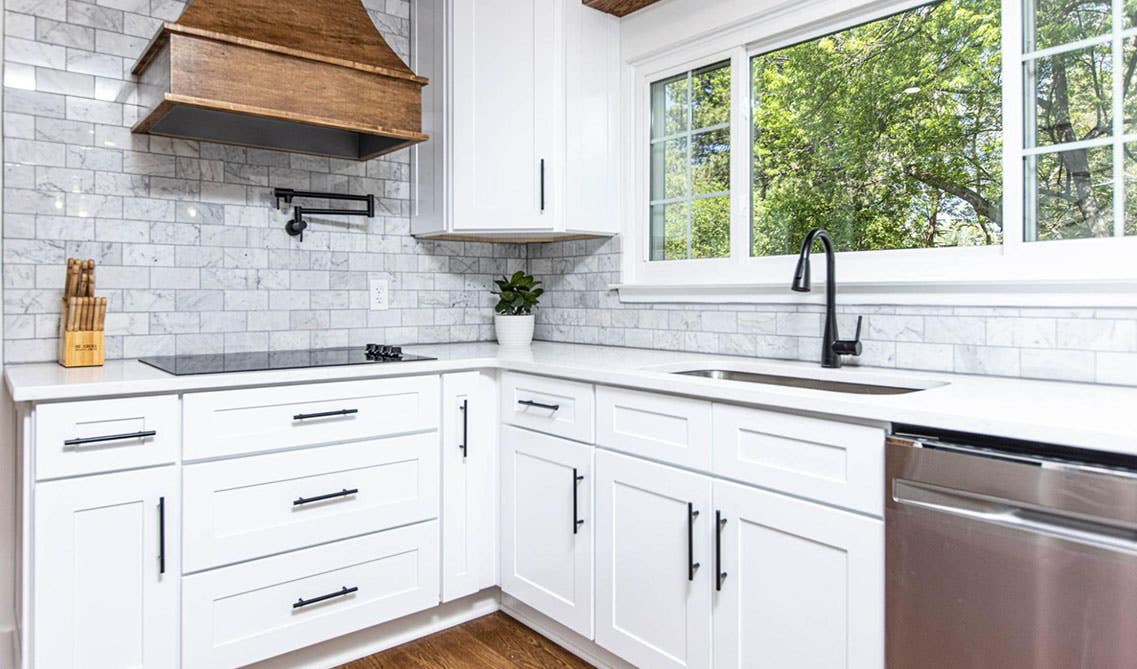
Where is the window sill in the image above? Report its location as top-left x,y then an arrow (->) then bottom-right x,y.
610,278 -> 1137,307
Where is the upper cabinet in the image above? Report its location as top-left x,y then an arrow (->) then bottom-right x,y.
412,0 -> 620,240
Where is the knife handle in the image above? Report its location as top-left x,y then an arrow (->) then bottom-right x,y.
96,297 -> 107,331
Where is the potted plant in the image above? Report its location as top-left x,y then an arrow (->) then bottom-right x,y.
492,270 -> 543,347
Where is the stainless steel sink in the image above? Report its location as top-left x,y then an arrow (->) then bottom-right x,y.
674,369 -> 927,395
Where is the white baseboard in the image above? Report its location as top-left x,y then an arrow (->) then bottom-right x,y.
247,590 -> 501,669
501,594 -> 635,669
0,626 -> 14,669
3,590 -> 625,669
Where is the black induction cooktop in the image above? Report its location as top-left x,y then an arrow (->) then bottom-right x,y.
138,345 -> 435,375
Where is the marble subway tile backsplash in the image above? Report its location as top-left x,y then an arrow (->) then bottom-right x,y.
3,0 -> 527,363
529,237 -> 1137,386
5,0 -> 1136,387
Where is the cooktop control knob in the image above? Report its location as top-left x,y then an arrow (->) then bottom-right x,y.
365,344 -> 402,360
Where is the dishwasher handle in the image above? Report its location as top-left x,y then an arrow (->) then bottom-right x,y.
894,479 -> 1137,555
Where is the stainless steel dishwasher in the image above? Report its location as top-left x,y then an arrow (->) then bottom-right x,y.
886,427 -> 1137,668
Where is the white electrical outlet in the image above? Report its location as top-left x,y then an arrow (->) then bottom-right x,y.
369,278 -> 389,310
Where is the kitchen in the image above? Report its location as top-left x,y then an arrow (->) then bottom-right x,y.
1,0 -> 1135,667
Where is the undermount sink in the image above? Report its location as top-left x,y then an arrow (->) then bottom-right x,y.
673,369 -> 931,395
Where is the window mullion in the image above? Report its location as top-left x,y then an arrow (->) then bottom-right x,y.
1113,0 -> 1125,237
685,71 -> 694,260
728,47 -> 750,267
1004,0 -> 1027,251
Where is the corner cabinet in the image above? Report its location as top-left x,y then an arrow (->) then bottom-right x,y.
441,371 -> 498,602
499,425 -> 594,638
411,0 -> 620,240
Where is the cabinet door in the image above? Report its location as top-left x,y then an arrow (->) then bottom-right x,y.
713,480 -> 884,669
450,0 -> 558,231
441,371 -> 498,602
34,467 -> 178,669
500,425 -> 592,637
595,450 -> 713,669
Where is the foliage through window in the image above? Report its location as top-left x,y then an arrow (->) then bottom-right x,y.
1024,0 -> 1137,240
649,62 -> 731,260
750,0 -> 1003,256
641,0 -> 1137,277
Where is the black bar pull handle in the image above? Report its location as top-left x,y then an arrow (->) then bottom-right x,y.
459,399 -> 469,458
292,408 -> 358,421
293,586 -> 358,609
64,430 -> 156,447
572,468 -> 585,535
158,496 -> 166,575
688,503 -> 701,582
294,488 -> 359,506
539,158 -> 546,211
715,511 -> 727,591
518,399 -> 560,412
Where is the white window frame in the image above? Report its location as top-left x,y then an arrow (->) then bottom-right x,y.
617,0 -> 1137,306
647,60 -> 733,261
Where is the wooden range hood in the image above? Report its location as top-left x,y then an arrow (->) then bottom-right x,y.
131,0 -> 428,161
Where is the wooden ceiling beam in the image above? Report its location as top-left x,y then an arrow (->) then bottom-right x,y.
583,0 -> 664,17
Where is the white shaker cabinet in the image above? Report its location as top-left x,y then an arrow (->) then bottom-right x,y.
412,0 -> 619,239
441,371 -> 499,602
33,466 -> 179,669
595,450 -> 713,669
500,425 -> 594,638
712,480 -> 884,669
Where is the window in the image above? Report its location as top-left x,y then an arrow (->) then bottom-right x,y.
1023,0 -> 1136,240
625,0 -> 1137,303
751,0 -> 1003,256
649,61 -> 731,260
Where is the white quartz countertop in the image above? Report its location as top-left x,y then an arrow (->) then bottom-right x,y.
6,341 -> 1136,456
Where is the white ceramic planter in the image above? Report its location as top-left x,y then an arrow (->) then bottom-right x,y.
495,314 -> 535,347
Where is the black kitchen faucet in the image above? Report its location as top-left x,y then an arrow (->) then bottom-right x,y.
791,228 -> 863,368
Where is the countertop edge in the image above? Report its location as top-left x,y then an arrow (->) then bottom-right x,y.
6,344 -> 1135,456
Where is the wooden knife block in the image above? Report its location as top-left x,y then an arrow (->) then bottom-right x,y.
58,299 -> 105,368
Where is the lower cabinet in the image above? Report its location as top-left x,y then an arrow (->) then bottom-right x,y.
441,371 -> 498,602
183,432 -> 439,572
33,466 -> 179,669
500,425 -> 593,638
22,376 -> 885,669
595,450 -> 713,669
713,480 -> 884,668
594,450 -> 884,669
182,521 -> 440,669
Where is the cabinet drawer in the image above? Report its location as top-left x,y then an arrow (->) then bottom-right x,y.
501,372 -> 594,443
596,386 -> 712,471
182,521 -> 439,669
35,395 -> 179,480
183,376 -> 439,460
183,432 -> 439,572
712,404 -> 885,516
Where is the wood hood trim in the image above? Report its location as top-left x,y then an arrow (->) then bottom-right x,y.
131,23 -> 428,85
135,94 -> 430,143
131,0 -> 428,161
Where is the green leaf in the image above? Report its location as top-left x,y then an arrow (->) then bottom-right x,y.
489,270 -> 543,312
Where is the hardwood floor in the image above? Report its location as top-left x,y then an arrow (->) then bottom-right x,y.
338,612 -> 594,668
